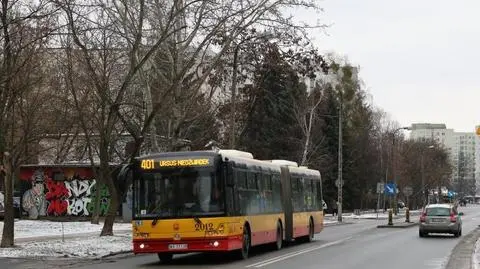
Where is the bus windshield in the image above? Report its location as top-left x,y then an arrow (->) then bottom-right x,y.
133,167 -> 225,219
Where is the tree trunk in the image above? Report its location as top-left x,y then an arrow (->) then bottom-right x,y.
97,130 -> 117,236
100,174 -> 118,236
300,131 -> 310,166
1,154 -> 14,247
229,46 -> 239,148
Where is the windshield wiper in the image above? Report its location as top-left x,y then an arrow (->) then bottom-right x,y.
152,216 -> 161,226
193,216 -> 202,225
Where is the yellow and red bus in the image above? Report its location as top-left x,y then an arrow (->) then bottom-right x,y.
121,149 -> 324,262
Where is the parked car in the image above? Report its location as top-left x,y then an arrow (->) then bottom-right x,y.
419,203 -> 463,237
0,191 -> 22,219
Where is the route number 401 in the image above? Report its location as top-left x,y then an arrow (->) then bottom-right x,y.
141,159 -> 155,170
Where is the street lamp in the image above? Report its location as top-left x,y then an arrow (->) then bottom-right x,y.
421,145 -> 435,207
392,126 -> 411,215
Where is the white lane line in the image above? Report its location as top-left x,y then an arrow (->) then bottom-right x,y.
245,237 -> 352,268
424,257 -> 447,269
244,245 -> 322,268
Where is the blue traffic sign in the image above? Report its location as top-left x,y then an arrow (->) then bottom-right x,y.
384,183 -> 397,196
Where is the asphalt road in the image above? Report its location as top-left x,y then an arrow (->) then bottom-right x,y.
3,205 -> 480,269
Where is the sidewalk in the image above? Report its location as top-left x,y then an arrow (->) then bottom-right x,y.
446,226 -> 480,269
324,209 -> 421,221
0,219 -> 132,258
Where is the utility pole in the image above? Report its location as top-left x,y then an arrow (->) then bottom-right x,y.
337,101 -> 343,222
421,154 -> 426,207
421,145 -> 434,207
392,132 -> 397,215
391,126 -> 411,215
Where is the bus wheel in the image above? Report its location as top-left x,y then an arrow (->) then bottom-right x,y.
157,253 -> 173,263
306,219 -> 314,242
239,224 -> 251,259
274,222 -> 283,250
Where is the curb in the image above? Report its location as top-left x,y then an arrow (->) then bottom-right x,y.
14,230 -> 131,243
445,226 -> 480,269
324,221 -> 354,227
377,222 -> 418,228
101,250 -> 133,258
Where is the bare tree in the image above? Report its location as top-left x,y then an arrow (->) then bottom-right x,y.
295,80 -> 326,166
0,0 -> 57,247
51,0 -> 325,235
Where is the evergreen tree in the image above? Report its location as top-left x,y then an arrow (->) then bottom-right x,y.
317,86 -> 339,207
239,44 -> 305,160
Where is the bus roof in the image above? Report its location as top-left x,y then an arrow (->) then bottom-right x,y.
137,150 -> 218,160
137,150 -> 320,178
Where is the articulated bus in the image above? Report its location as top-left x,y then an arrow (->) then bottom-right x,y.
120,149 -> 324,262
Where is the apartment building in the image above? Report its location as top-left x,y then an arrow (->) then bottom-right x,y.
475,126 -> 480,193
409,123 -> 476,195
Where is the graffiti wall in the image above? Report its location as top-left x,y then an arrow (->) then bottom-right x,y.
19,166 -> 110,219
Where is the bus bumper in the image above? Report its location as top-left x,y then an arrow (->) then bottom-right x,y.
133,236 -> 243,254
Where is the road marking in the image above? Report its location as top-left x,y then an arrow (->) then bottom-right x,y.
424,257 -> 447,269
245,237 -> 352,268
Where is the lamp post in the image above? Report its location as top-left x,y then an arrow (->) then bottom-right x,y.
421,145 -> 435,207
337,101 -> 343,222
392,126 -> 411,215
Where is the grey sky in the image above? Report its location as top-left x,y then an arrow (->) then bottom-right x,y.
297,0 -> 480,132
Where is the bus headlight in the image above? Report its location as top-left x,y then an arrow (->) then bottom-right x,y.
213,241 -> 219,247
139,243 -> 145,249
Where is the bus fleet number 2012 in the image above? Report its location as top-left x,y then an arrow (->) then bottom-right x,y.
195,222 -> 214,231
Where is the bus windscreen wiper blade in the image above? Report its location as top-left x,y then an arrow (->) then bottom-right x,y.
152,216 -> 161,226
193,216 -> 202,224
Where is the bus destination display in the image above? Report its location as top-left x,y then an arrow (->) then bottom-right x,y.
140,158 -> 211,170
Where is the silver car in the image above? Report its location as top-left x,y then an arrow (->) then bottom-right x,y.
419,203 -> 463,237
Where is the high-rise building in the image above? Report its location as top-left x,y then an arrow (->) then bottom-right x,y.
409,123 -> 476,195
409,123 -> 455,155
453,132 -> 476,194
475,126 -> 480,194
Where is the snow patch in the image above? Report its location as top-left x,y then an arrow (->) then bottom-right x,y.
473,237 -> 480,269
0,233 -> 132,258
0,220 -> 133,258
0,220 -> 131,239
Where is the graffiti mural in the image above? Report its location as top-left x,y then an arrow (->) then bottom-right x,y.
45,178 -> 69,215
65,179 -> 95,216
20,166 -> 111,219
22,170 -> 48,219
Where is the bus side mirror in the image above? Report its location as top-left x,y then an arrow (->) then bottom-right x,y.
117,164 -> 133,194
224,162 -> 234,187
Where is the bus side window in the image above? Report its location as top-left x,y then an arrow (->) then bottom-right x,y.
236,170 -> 248,215
311,179 -> 317,211
316,181 -> 322,211
236,170 -> 247,189
304,178 -> 312,211
262,173 -> 273,214
291,177 -> 299,212
272,174 -> 282,213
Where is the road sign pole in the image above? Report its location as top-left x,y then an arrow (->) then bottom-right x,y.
376,192 -> 380,219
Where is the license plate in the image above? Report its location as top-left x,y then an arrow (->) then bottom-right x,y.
168,244 -> 188,250
431,218 -> 443,222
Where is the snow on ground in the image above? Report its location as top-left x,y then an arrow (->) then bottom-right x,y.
473,237 -> 480,269
323,219 -> 338,225
0,220 -> 133,258
0,233 -> 132,258
0,220 -> 131,239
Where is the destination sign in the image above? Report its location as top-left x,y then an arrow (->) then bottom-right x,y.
140,158 -> 212,170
